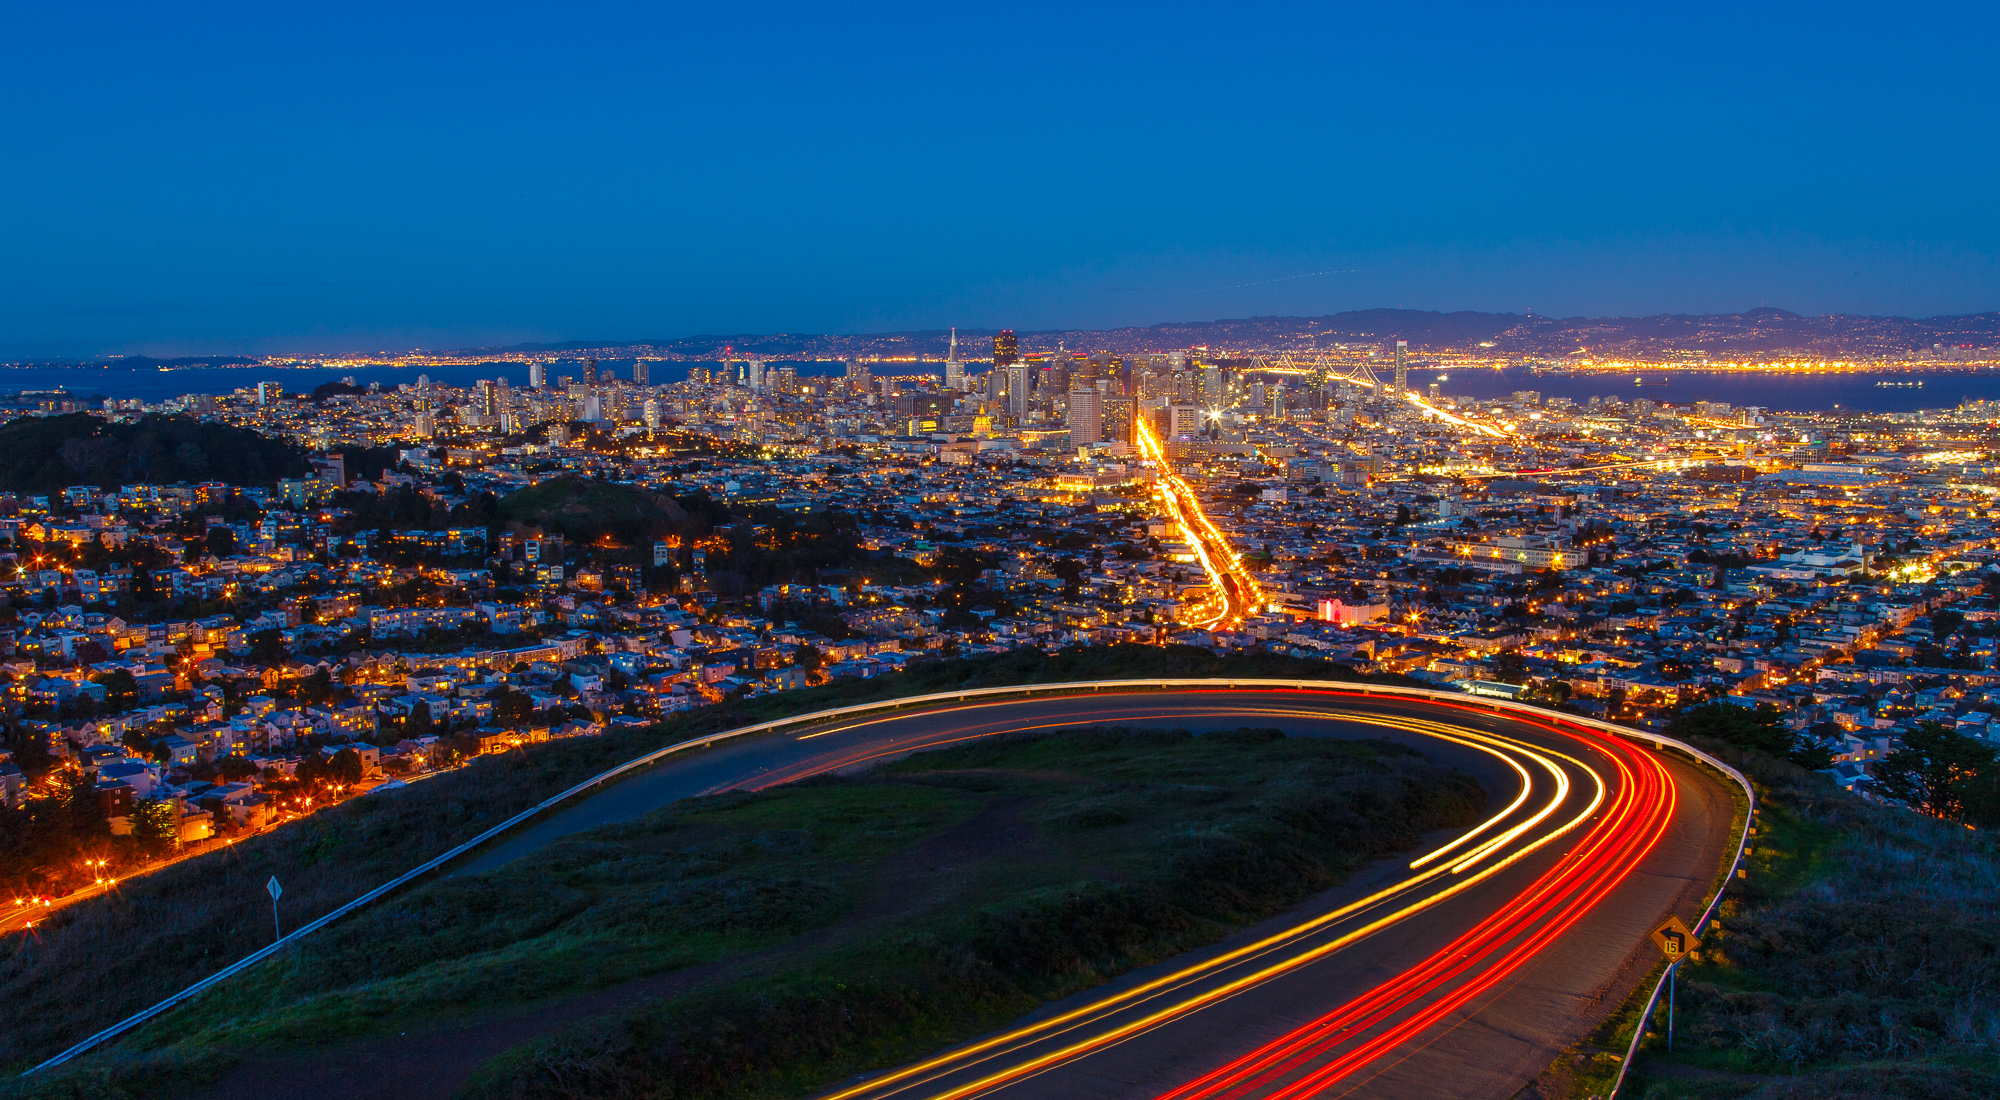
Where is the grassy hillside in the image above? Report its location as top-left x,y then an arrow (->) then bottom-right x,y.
19,725 -> 1484,1100
1592,745 -> 2000,1099
0,413 -> 310,494
0,645 -> 1378,1084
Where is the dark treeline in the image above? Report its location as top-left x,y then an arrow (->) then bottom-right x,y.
0,414 -> 312,494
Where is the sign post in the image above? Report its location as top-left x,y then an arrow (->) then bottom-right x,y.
1650,916 -> 1700,1052
267,876 -> 283,943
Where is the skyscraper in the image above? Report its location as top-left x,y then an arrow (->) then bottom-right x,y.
1200,364 -> 1224,407
1006,362 -> 1029,418
1067,386 -> 1103,446
944,328 -> 965,391
643,398 -> 662,429
1394,340 -> 1408,396
478,379 -> 496,417
528,362 -> 547,388
747,359 -> 766,391
1101,394 -> 1135,443
844,360 -> 872,395
632,359 -> 649,386
582,358 -> 598,385
993,329 -> 1019,368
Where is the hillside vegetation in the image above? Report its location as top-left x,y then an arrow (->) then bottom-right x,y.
1618,742 -> 2000,1099
24,724 -> 1482,1100
0,645 -> 1382,1088
0,413 -> 311,494
496,474 -> 689,541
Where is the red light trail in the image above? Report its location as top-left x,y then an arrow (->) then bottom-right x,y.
792,689 -> 1685,1100
1152,708 -> 1675,1100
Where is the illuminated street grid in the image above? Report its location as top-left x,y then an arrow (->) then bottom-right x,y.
5,343 -> 2000,916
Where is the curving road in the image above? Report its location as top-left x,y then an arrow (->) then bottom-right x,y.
1132,416 -> 1263,629
457,686 -> 1737,1100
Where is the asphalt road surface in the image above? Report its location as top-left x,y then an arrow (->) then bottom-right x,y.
455,687 -> 1737,1100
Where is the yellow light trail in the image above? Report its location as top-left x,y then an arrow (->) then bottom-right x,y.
1135,416 -> 1265,629
816,707 -> 1611,1100
1402,392 -> 1509,438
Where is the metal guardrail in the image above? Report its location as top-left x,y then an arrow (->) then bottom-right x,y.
21,677 -> 1750,1078
1605,734 -> 1757,1097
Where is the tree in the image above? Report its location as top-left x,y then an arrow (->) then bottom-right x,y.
1489,650 -> 1530,685
1867,721 -> 2000,825
295,667 -> 334,704
1051,557 -> 1085,601
130,797 -> 179,847
249,628 -> 289,665
1931,609 -> 1966,642
93,668 -> 140,711
328,747 -> 365,787
1667,701 -> 1836,771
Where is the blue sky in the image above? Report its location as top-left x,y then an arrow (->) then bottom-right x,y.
2,2 -> 1995,357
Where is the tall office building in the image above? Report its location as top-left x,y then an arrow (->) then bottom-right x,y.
844,361 -> 871,395
1166,404 -> 1202,438
1101,395 -> 1135,443
478,379 -> 497,417
1006,362 -> 1030,418
1067,386 -> 1103,446
1200,364 -> 1224,407
746,360 -> 766,391
643,398 -> 662,429
582,358 -> 598,385
943,328 -> 965,391
1394,340 -> 1408,396
528,362 -> 547,388
632,359 -> 650,385
993,329 -> 1019,368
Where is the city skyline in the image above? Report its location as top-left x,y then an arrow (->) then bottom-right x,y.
3,3 -> 1996,1098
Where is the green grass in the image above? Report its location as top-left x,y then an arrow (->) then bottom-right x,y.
1612,739 -> 2000,1100
0,643 -> 1376,1079
9,721 -> 1484,1100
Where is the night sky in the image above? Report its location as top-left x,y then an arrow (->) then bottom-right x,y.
3,2 -> 1995,358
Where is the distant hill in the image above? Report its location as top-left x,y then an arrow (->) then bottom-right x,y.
0,413 -> 311,495
462,306 -> 2000,361
13,308 -> 1999,370
1,355 -> 261,370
